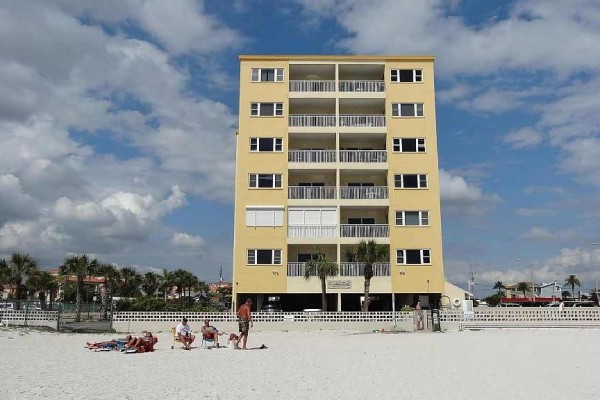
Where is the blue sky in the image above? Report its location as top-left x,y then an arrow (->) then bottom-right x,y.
1,0 -> 600,296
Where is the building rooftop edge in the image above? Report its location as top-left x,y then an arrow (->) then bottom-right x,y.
239,54 -> 435,62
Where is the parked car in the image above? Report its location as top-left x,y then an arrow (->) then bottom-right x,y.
261,296 -> 282,312
0,303 -> 14,311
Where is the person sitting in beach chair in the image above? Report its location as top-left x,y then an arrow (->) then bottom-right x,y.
175,317 -> 195,350
200,319 -> 223,348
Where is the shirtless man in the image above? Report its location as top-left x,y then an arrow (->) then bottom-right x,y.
201,319 -> 222,348
236,298 -> 253,350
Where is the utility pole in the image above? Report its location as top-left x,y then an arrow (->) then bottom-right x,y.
468,264 -> 476,301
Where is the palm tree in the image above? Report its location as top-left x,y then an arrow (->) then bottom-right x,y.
345,240 -> 389,311
493,281 -> 505,296
60,255 -> 98,322
564,274 -> 581,299
172,269 -> 189,299
96,264 -> 120,320
118,267 -> 142,298
0,258 -> 8,292
304,247 -> 339,311
159,268 -> 174,301
516,281 -> 529,298
141,272 -> 160,297
26,271 -> 58,310
5,253 -> 38,308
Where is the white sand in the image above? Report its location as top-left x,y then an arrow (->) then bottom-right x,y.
1,328 -> 599,400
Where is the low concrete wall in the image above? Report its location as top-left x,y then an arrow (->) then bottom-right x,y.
111,311 -> 418,333
0,310 -> 58,329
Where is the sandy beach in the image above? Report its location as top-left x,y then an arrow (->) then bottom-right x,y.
1,327 -> 599,400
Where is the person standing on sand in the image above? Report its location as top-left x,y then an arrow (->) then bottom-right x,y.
559,299 -> 565,312
237,298 -> 253,349
415,301 -> 424,330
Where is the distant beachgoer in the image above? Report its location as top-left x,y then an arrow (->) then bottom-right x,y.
415,302 -> 424,330
86,334 -> 134,351
559,300 -> 565,312
201,319 -> 223,347
128,332 -> 158,353
176,317 -> 195,350
228,333 -> 240,348
237,298 -> 253,350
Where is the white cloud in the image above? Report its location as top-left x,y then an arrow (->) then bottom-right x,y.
298,0 -> 600,75
0,1 -> 239,271
53,0 -> 242,55
503,127 -> 544,149
170,232 -> 206,248
440,169 -> 501,215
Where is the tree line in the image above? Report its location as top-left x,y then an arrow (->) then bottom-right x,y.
484,274 -> 598,306
0,253 -> 230,322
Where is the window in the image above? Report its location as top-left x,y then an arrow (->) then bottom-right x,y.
247,249 -> 282,265
246,206 -> 284,227
394,174 -> 428,188
348,217 -> 375,224
251,68 -> 284,82
249,174 -> 282,188
250,102 -> 284,116
392,103 -> 424,117
390,69 -> 423,83
396,249 -> 431,265
250,138 -> 283,152
393,138 -> 425,153
297,254 -> 318,262
395,211 -> 429,226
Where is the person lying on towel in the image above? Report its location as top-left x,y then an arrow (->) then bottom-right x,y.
125,332 -> 158,353
86,335 -> 135,351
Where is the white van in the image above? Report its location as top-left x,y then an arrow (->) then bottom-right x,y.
0,303 -> 14,311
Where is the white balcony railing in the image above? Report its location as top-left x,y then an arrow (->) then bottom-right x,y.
287,262 -> 317,277
339,150 -> 387,163
339,262 -> 391,276
288,225 -> 338,238
290,80 -> 336,92
339,186 -> 388,200
339,115 -> 385,127
289,114 -> 336,127
340,224 -> 389,238
339,80 -> 385,92
288,150 -> 336,163
288,186 -> 336,200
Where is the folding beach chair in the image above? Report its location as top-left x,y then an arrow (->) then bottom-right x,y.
201,334 -> 216,349
170,327 -> 184,349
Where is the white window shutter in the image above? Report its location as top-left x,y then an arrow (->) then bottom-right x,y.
274,209 -> 283,226
246,209 -> 256,226
251,68 -> 259,82
305,210 -> 320,225
255,209 -> 275,226
288,209 -> 304,225
321,208 -> 337,225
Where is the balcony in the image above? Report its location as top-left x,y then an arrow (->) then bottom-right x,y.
288,186 -> 336,200
340,224 -> 389,238
288,150 -> 336,163
289,114 -> 336,127
339,150 -> 387,163
339,80 -> 385,93
339,262 -> 391,277
339,186 -> 388,200
290,80 -> 335,92
339,115 -> 385,127
287,262 -> 314,277
288,225 -> 338,238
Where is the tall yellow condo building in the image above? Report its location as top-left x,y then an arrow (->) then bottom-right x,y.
233,55 -> 444,311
